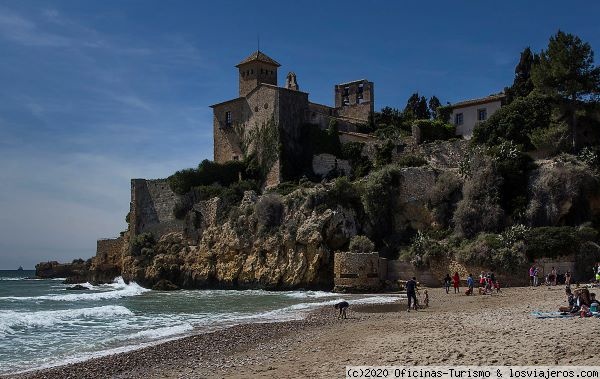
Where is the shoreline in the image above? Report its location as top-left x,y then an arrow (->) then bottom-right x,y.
4,306 -> 336,379
7,286 -> 600,378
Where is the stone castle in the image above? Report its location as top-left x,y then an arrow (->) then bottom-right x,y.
211,50 -> 374,185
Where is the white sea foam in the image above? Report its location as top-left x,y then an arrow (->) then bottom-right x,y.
282,290 -> 339,299
0,305 -> 133,334
0,277 -> 150,302
114,324 -> 194,342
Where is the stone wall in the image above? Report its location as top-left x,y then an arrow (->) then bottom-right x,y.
130,179 -> 184,238
385,260 -> 439,287
334,252 -> 381,292
91,237 -> 124,281
312,154 -> 351,178
338,131 -> 378,145
534,255 -> 576,282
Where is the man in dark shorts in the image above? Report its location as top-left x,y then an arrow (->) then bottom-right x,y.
334,301 -> 349,319
406,277 -> 417,312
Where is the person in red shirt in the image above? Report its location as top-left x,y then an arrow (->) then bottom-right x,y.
452,272 -> 460,294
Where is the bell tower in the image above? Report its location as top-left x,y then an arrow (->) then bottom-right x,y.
236,51 -> 280,97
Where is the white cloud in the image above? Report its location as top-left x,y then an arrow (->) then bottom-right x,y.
0,9 -> 71,46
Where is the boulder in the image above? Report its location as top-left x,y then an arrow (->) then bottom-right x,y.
152,279 -> 179,291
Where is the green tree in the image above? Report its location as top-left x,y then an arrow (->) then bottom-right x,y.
404,93 -> 430,120
532,31 -> 600,102
506,47 -> 537,103
531,31 -> 600,149
428,96 -> 442,119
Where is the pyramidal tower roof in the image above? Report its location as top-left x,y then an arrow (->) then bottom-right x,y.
236,51 -> 281,67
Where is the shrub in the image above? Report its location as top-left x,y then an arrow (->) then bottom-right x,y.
255,194 -> 284,230
342,142 -> 372,178
401,231 -> 446,268
455,233 -> 528,273
472,94 -> 554,148
131,233 -> 155,257
327,176 -> 362,210
396,154 -> 427,167
375,140 -> 394,167
271,181 -> 300,196
529,121 -> 571,156
526,160 -> 600,226
413,119 -> 456,143
452,155 -> 504,238
349,235 -> 375,254
173,180 -> 260,221
523,226 -> 598,260
360,165 -> 403,239
428,171 -> 463,228
167,159 -> 248,195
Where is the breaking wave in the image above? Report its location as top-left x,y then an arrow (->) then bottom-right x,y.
0,277 -> 149,302
0,305 -> 133,336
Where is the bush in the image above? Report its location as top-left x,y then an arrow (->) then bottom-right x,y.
529,121 -> 571,156
360,165 -> 403,240
523,226 -> 598,260
375,140 -> 394,167
413,119 -> 456,143
349,235 -> 375,254
526,160 -> 600,226
396,154 -> 427,167
131,233 -> 155,257
428,171 -> 463,228
255,194 -> 284,230
400,231 -> 446,268
341,142 -> 372,178
173,180 -> 260,221
489,142 -> 535,219
168,159 -> 248,195
472,94 -> 554,148
455,234 -> 528,273
452,155 -> 504,238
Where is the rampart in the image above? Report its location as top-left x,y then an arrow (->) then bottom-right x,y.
130,179 -> 184,238
334,252 -> 382,292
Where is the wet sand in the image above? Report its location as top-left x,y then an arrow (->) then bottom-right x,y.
7,286 -> 599,379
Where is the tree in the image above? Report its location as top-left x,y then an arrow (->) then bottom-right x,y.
404,93 -> 430,120
506,47 -> 537,103
532,31 -> 600,102
428,96 -> 442,119
531,31 -> 600,150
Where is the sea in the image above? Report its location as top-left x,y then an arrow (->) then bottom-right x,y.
0,269 -> 400,374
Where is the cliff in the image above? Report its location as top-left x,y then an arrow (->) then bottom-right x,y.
38,141 -> 600,290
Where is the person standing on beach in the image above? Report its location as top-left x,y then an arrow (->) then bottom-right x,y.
443,274 -> 451,294
533,266 -> 539,287
551,267 -> 557,286
406,277 -> 417,312
452,272 -> 460,294
529,265 -> 535,286
466,273 -> 474,295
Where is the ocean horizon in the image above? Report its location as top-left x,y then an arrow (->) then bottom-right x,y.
0,269 -> 400,374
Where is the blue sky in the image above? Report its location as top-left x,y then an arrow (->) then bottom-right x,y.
0,1 -> 599,269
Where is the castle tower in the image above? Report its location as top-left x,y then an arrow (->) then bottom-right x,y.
236,51 -> 280,97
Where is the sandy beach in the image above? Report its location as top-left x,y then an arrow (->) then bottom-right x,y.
6,285 -> 600,379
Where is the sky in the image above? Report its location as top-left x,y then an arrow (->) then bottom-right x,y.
0,1 -> 599,269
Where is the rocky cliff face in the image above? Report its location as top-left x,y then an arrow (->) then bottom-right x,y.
39,143 -> 600,290
119,187 -> 360,290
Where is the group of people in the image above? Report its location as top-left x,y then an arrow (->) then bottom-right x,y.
443,272 -> 500,296
528,265 -> 573,286
560,286 -> 600,317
